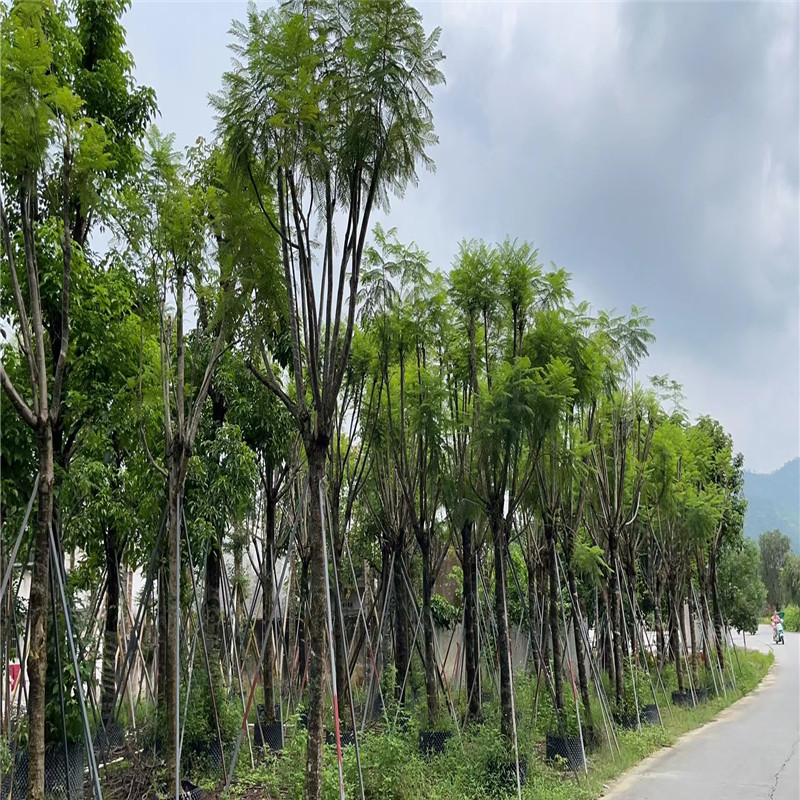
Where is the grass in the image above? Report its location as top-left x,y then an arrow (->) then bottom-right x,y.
111,649 -> 772,800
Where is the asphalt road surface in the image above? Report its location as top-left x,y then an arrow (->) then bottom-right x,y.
605,625 -> 800,800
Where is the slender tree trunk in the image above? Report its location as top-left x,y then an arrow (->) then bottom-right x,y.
297,557 -> 310,688
668,579 -> 684,693
262,496 -> 276,724
688,595 -> 698,684
304,443 -> 328,800
393,543 -> 409,703
567,565 -> 592,730
599,585 -> 614,690
204,532 -> 222,683
546,525 -> 565,713
608,529 -> 624,705
330,510 -> 349,728
420,535 -> 440,725
493,513 -> 514,739
461,521 -> 480,721
101,523 -> 121,725
708,547 -> 725,671
653,587 -> 666,667
539,557 -> 551,672
26,425 -> 54,800
165,447 -> 186,773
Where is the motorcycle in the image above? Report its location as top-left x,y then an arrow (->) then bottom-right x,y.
773,621 -> 785,645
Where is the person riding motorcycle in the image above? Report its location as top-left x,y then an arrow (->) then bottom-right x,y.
772,610 -> 785,644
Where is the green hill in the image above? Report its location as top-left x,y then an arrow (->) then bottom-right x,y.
744,457 -> 799,552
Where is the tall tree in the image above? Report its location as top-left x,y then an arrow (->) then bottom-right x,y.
214,2 -> 443,794
759,529 -> 791,610
1,3 -> 152,795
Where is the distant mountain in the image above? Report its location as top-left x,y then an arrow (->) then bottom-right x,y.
743,458 -> 800,552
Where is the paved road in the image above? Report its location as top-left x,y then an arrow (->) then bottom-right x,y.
605,625 -> 800,800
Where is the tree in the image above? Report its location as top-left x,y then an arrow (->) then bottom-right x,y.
214,2 -> 444,795
780,552 -> 800,607
759,529 -> 791,610
718,539 -> 767,635
1,4 -> 152,795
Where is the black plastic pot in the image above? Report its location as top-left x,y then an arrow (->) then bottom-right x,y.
254,722 -> 284,752
694,688 -> 709,703
185,738 -> 224,772
642,704 -> 661,725
671,690 -> 692,707
153,779 -> 203,800
545,733 -> 585,771
613,711 -> 638,730
93,720 -> 125,754
1,743 -> 86,800
325,729 -> 356,747
418,730 -> 452,757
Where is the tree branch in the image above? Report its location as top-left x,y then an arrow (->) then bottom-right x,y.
1,363 -> 37,429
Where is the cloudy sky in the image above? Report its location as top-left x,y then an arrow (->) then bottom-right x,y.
122,0 -> 799,474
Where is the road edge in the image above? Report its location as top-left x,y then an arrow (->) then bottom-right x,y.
599,656 -> 777,798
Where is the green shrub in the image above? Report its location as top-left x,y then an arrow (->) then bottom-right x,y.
782,605 -> 800,632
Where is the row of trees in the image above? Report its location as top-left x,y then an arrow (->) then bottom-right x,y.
0,2 -> 763,800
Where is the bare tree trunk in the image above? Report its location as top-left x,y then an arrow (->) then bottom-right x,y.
204,533 -> 222,681
567,565 -> 592,730
304,444 -> 327,800
546,525 -> 564,713
297,557 -> 310,688
101,523 -> 121,725
653,588 -> 666,667
493,514 -> 514,739
688,596 -> 698,685
330,509 -> 349,728
668,580 -> 684,693
461,522 -> 480,721
608,529 -> 624,706
165,447 -> 187,773
393,543 -> 410,703
262,496 -> 276,724
420,536 -> 440,725
26,425 -> 54,800
708,547 -> 725,671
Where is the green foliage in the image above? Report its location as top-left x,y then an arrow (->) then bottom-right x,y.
718,538 -> 767,635
43,614 -> 95,746
780,553 -> 800,606
782,605 -> 800,632
759,529 -> 791,609
430,593 -> 460,630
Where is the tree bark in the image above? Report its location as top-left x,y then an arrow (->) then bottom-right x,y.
26,425 -> 54,800
101,523 -> 121,725
567,564 -> 592,730
708,547 -> 725,671
461,521 -> 480,721
304,444 -> 327,800
165,445 -> 187,773
546,524 -> 565,713
204,532 -> 222,681
492,513 -> 514,739
261,495 -> 276,724
607,528 -> 624,706
420,535 -> 440,725
668,579 -> 684,693
393,543 -> 410,703
330,508 -> 350,728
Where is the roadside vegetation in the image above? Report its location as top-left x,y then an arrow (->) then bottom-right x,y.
0,3 -> 778,800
